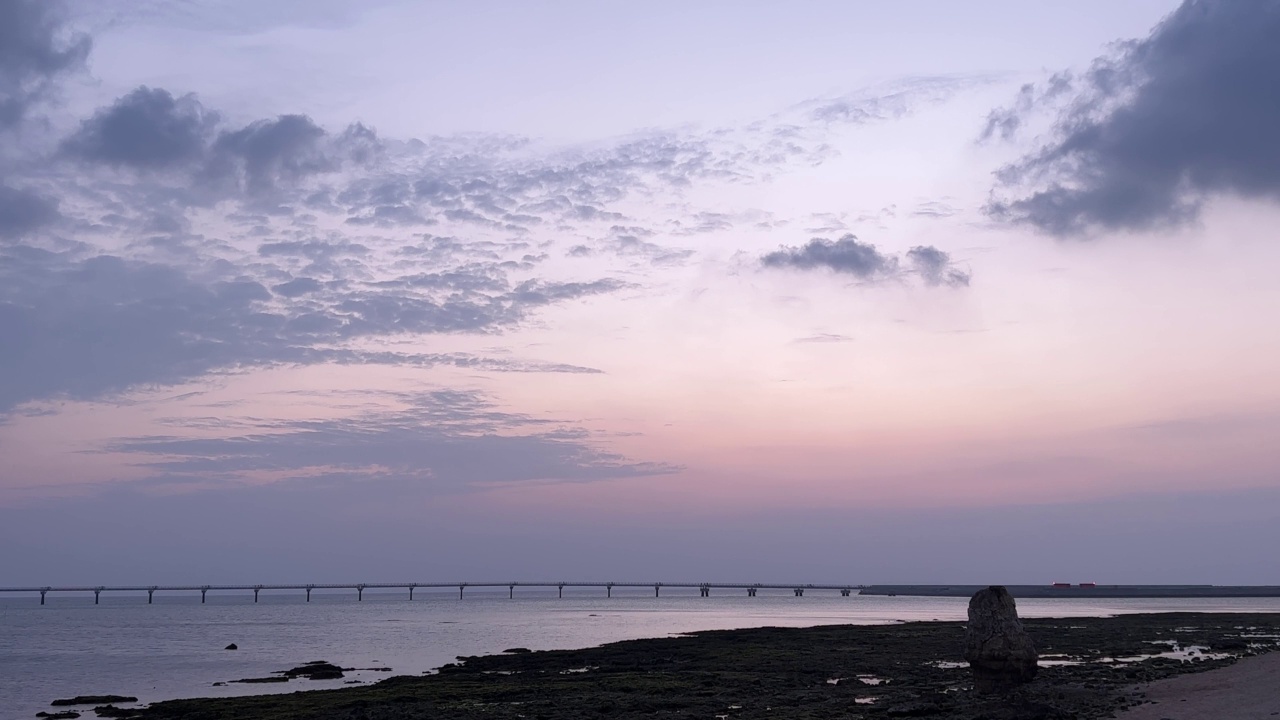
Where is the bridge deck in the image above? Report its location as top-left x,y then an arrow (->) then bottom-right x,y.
0,581 -> 865,604
0,581 -> 863,592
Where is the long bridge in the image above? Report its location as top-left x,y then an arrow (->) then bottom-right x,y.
6,583 -> 1278,605
0,581 -> 867,605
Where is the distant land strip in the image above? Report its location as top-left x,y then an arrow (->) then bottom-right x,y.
3,582 -> 1280,604
860,584 -> 1280,598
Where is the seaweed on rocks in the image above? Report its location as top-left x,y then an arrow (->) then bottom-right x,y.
50,698 -> 137,708
129,612 -> 1280,720
90,707 -> 140,719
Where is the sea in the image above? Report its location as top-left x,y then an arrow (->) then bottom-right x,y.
4,587 -> 1280,720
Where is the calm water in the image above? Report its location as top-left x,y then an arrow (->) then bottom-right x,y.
4,588 -> 1280,720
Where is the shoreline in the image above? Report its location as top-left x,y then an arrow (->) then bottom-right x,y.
77,611 -> 1280,720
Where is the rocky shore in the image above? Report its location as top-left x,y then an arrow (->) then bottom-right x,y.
78,612 -> 1280,720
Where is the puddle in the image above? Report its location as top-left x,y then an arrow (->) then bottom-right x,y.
1100,644 -> 1231,664
829,675 -> 888,686
855,697 -> 877,705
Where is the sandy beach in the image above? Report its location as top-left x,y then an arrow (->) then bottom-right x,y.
1116,651 -> 1280,720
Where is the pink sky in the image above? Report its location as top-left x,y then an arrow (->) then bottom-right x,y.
1,0 -> 1278,584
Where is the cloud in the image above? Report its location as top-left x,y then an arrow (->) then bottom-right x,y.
0,0 -> 90,130
60,86 -> 217,168
987,1 -> 1280,236
906,246 -> 971,287
207,114 -> 337,194
804,75 -> 982,125
271,277 -> 323,297
761,234 -> 971,288
761,234 -> 897,279
792,333 -> 853,344
0,184 -> 59,239
979,73 -> 1074,144
104,389 -> 677,491
0,247 -> 621,413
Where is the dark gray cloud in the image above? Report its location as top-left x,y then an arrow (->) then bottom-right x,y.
60,86 -> 217,168
988,1 -> 1280,236
0,183 -> 58,239
761,234 -> 897,279
104,389 -> 676,492
56,87 -> 385,218
761,234 -> 971,288
0,0 -> 90,130
906,246 -> 971,287
0,246 -> 619,413
207,114 -> 335,194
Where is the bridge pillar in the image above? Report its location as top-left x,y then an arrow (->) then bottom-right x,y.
409,585 -> 415,601
202,586 -> 210,604
357,585 -> 365,601
94,588 -> 102,605
509,585 -> 514,599
459,584 -> 465,600
794,588 -> 804,597
607,584 -> 613,598
654,584 -> 660,598
306,586 -> 312,602
40,589 -> 47,605
254,587 -> 260,603
558,584 -> 564,599
841,589 -> 851,597
700,586 -> 709,597
747,588 -> 756,597
148,588 -> 156,605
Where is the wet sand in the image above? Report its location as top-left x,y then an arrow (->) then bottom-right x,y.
1116,651 -> 1280,720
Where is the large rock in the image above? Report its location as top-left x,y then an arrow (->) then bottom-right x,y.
964,585 -> 1038,693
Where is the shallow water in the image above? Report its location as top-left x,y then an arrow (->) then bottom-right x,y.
3,588 -> 1278,720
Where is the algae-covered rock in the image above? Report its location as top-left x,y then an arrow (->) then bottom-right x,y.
964,585 -> 1039,693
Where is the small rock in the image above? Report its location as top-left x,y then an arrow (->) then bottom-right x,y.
224,643 -> 238,650
229,676 -> 289,684
963,585 -> 1038,693
280,661 -> 345,680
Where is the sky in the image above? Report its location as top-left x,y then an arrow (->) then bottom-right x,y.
2,0 -> 1279,586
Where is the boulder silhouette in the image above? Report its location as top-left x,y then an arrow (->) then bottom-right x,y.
224,643 -> 238,650
963,585 -> 1038,693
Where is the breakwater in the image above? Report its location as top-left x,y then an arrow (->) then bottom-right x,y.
859,584 -> 1280,598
